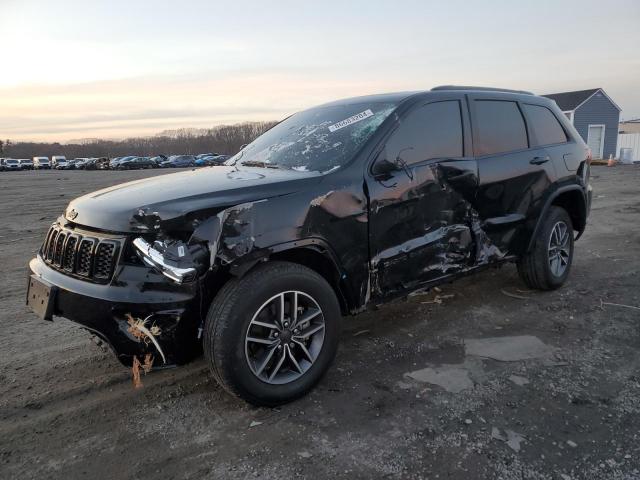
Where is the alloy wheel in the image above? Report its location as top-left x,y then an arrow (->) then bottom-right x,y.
548,221 -> 571,277
244,291 -> 325,385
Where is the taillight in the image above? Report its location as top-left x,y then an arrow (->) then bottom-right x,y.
578,159 -> 590,185
586,147 -> 592,164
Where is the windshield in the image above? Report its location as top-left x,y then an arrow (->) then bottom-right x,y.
226,101 -> 398,173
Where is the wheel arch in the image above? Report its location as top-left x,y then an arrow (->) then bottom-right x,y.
227,239 -> 354,315
527,185 -> 587,252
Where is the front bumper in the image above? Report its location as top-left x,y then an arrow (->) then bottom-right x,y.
28,255 -> 203,366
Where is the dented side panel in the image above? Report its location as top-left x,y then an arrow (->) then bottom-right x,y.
366,158 -> 499,299
194,172 -> 371,312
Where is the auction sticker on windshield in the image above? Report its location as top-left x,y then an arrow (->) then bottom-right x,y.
328,109 -> 374,132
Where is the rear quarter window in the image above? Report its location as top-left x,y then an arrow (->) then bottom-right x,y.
523,104 -> 568,146
473,100 -> 528,156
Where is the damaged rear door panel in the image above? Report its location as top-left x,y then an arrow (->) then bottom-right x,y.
469,94 -> 559,254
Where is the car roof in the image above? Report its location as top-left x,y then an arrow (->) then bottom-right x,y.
316,91 -> 421,108
314,86 -> 542,109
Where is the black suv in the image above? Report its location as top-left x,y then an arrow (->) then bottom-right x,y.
27,86 -> 592,405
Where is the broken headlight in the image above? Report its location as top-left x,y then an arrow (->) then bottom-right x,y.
133,237 -> 208,284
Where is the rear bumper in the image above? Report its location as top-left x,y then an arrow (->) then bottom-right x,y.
28,255 -> 203,366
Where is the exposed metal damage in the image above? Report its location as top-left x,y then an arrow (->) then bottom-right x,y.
127,150 -> 509,325
367,159 -> 508,299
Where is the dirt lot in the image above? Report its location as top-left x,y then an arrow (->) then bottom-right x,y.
1,166 -> 639,480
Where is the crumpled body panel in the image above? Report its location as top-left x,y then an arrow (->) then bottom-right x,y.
367,159 -> 507,300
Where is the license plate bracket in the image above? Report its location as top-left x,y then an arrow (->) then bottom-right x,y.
26,275 -> 57,321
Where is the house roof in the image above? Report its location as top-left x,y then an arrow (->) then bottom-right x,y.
542,88 -> 600,111
542,88 -> 621,112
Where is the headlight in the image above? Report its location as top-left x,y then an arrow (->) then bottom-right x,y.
133,237 -> 197,284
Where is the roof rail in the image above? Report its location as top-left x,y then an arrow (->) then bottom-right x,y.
431,85 -> 534,95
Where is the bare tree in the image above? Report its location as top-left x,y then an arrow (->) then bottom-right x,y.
4,121 -> 277,159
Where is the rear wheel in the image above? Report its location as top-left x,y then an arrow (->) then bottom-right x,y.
517,206 -> 574,290
204,261 -> 341,406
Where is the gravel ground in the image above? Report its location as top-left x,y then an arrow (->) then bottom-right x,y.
1,166 -> 639,480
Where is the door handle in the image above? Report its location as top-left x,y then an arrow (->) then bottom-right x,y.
530,155 -> 550,165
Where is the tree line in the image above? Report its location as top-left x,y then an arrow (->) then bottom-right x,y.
0,121 -> 278,159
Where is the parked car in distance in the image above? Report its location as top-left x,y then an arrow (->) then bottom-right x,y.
150,155 -> 167,166
27,86 -> 592,406
109,156 -> 132,169
3,159 -> 21,170
33,157 -> 51,169
52,156 -> 68,169
212,154 -> 230,164
18,159 -> 34,170
96,157 -> 111,170
159,155 -> 196,168
68,158 -> 87,169
117,156 -> 158,170
196,153 -> 220,159
77,158 -> 93,169
82,158 -> 97,170
194,154 -> 229,167
84,157 -> 110,170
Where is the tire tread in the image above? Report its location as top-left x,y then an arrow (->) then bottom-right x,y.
517,206 -> 573,291
203,261 -> 339,405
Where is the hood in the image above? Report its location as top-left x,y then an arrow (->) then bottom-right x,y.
65,166 -> 322,233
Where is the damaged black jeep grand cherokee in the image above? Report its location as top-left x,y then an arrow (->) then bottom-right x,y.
27,86 -> 592,405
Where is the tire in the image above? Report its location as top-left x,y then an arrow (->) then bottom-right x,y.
517,206 -> 574,290
204,261 -> 341,406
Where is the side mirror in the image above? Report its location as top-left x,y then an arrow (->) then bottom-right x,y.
372,148 -> 399,177
239,144 -> 248,151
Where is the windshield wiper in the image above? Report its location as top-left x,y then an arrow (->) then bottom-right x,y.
241,160 -> 282,169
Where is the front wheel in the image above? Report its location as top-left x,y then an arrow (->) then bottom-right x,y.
517,206 -> 574,290
204,261 -> 341,406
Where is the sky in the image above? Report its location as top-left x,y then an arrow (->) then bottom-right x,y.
1,0 -> 639,142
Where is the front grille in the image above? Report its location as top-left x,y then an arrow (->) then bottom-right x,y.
76,238 -> 95,276
94,242 -> 116,279
63,235 -> 79,271
41,225 -> 121,283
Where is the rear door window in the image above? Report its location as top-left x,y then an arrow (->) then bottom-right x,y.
386,100 -> 463,166
473,100 -> 528,156
523,104 -> 568,146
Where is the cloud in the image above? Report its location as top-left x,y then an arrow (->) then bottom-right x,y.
0,69 -> 413,141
